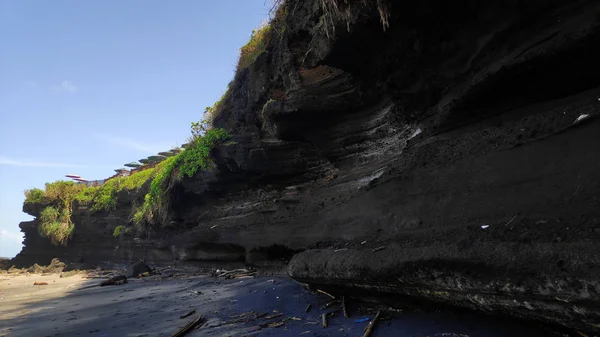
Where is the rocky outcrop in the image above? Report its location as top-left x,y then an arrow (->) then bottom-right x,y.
11,190 -> 150,268
11,0 -> 600,331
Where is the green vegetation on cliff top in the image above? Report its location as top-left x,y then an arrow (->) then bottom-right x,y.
24,128 -> 230,245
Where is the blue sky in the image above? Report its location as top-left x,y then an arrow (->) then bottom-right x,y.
0,0 -> 271,257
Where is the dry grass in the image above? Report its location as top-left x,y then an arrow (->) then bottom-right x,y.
320,0 -> 390,36
237,21 -> 272,70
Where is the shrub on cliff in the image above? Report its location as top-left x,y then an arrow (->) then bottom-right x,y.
238,22 -> 272,70
133,128 -> 230,228
38,206 -> 74,246
113,225 -> 126,237
74,186 -> 97,204
90,168 -> 155,212
24,188 -> 45,204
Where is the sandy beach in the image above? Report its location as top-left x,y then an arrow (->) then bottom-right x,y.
0,271 -> 559,337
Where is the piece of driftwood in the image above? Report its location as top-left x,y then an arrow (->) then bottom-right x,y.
362,311 -> 381,337
171,315 -> 205,337
78,275 -> 127,290
264,313 -> 283,320
217,269 -> 249,277
372,246 -> 386,253
305,304 -> 312,313
317,289 -> 335,299
268,321 -> 285,328
321,313 -> 327,328
100,275 -> 127,286
342,296 -> 348,318
33,281 -> 48,285
179,309 -> 196,319
321,300 -> 337,309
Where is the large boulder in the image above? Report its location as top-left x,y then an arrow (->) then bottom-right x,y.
127,260 -> 152,277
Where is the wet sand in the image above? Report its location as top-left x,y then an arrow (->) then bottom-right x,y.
0,273 -> 554,337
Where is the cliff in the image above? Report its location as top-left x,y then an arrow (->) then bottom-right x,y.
11,0 -> 600,331
12,190 -> 151,268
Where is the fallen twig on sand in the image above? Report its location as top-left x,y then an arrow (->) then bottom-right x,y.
322,313 -> 327,328
317,289 -> 335,299
321,300 -> 337,309
362,311 -> 381,337
342,296 -> 348,318
504,214 -> 517,226
305,304 -> 312,313
372,246 -> 386,253
179,309 -> 196,319
264,313 -> 283,320
171,315 -> 205,337
215,268 -> 257,279
33,281 -> 48,285
267,321 -> 285,328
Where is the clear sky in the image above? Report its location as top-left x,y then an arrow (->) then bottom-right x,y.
0,0 -> 271,258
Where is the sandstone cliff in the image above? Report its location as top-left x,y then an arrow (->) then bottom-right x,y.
11,0 -> 600,331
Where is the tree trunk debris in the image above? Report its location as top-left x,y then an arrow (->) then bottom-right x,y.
362,311 -> 381,337
171,315 -> 205,337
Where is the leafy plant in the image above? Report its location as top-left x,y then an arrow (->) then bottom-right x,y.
135,128 -> 230,227
178,128 -> 230,178
74,186 -> 98,205
38,206 -> 73,246
24,188 -> 45,204
238,22 -> 272,70
119,168 -> 154,191
90,179 -> 119,212
90,168 -> 155,212
113,225 -> 126,238
31,181 -> 85,246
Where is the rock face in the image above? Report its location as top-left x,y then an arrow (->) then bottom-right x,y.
11,190 -> 150,268
11,0 -> 600,331
127,261 -> 152,277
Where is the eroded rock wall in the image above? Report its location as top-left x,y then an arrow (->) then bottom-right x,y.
11,0 -> 600,331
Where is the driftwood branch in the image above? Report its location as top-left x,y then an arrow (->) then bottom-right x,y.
171,315 -> 205,337
321,313 -> 327,328
342,296 -> 348,318
317,289 -> 335,299
179,309 -> 196,319
362,311 -> 381,337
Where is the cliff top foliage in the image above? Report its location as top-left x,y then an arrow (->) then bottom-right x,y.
24,181 -> 85,246
134,128 -> 230,228
23,127 -> 230,245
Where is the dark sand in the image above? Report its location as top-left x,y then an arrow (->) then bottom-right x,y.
1,273 -> 554,337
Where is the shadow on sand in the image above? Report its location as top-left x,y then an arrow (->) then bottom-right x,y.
1,275 -> 555,337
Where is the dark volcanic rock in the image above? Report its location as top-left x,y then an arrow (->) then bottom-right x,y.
127,261 -> 152,277
11,0 -> 600,332
11,191 -> 150,268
